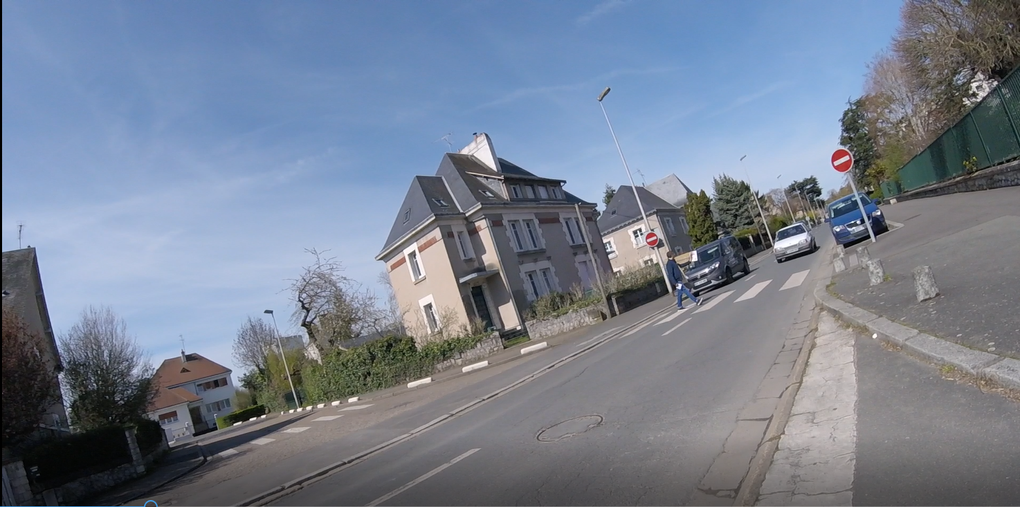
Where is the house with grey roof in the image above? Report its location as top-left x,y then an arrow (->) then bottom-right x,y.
598,183 -> 694,274
2,247 -> 70,437
376,133 -> 609,342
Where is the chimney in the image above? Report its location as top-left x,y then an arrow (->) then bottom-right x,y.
458,132 -> 500,172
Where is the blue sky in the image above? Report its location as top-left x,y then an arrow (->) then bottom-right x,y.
2,0 -> 903,380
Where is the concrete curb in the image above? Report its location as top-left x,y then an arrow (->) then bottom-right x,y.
520,342 -> 548,354
815,271 -> 1020,391
461,361 -> 489,373
734,287 -> 822,506
240,303 -> 676,506
407,377 -> 433,388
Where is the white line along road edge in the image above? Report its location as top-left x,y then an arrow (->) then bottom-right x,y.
348,396 -> 360,403
407,377 -> 433,388
366,448 -> 481,507
462,361 -> 489,373
521,342 -> 548,354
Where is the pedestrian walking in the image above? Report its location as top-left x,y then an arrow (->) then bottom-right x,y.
665,251 -> 702,309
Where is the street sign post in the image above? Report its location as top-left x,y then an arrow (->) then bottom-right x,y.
830,148 -> 876,244
644,231 -> 660,248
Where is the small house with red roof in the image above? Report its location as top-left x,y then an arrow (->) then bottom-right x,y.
147,350 -> 235,439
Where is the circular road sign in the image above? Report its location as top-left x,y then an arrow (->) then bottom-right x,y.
831,148 -> 854,173
644,231 -> 660,248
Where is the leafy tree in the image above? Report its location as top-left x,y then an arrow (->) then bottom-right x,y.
839,97 -> 877,187
683,190 -> 717,248
711,175 -> 755,232
786,176 -> 823,203
2,307 -> 61,447
602,184 -> 616,207
290,249 -> 379,355
59,306 -> 156,430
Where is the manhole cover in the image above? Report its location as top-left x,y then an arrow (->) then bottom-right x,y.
536,415 -> 604,442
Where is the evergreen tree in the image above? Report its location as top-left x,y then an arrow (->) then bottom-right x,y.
602,184 -> 616,207
683,190 -> 717,248
839,97 -> 877,187
711,175 -> 755,232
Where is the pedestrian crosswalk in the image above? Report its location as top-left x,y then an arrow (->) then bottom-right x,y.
657,268 -> 814,333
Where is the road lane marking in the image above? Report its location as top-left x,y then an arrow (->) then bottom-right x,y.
694,290 -> 734,313
575,327 -> 621,348
283,427 -> 310,433
339,404 -> 373,411
366,448 -> 481,506
735,280 -> 772,302
779,269 -> 811,291
620,318 -> 656,338
745,273 -> 756,281
313,416 -> 343,422
217,449 -> 239,458
662,318 -> 692,336
251,438 -> 275,446
655,308 -> 688,325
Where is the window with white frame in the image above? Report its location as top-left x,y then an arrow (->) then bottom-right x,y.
510,185 -> 522,198
508,219 -> 542,251
643,257 -> 656,267
423,303 -> 439,333
552,186 -> 563,199
159,411 -> 179,425
455,230 -> 474,259
604,238 -> 617,258
538,186 -> 549,199
406,248 -> 425,281
563,217 -> 584,245
629,226 -> 646,247
679,217 -> 690,234
524,185 -> 535,198
205,398 -> 231,414
664,217 -> 676,236
521,262 -> 558,301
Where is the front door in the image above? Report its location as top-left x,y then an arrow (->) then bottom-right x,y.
470,285 -> 494,331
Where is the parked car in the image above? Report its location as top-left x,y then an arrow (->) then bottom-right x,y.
827,192 -> 888,246
684,235 -> 750,296
773,222 -> 816,263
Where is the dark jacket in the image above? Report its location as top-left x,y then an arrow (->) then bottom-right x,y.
665,259 -> 684,287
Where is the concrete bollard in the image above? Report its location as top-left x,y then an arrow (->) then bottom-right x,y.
913,265 -> 940,302
867,259 -> 885,286
833,253 -> 847,273
857,246 -> 870,266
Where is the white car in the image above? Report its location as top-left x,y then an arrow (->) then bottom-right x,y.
774,222 -> 816,263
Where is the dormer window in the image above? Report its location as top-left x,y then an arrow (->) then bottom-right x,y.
403,209 -> 411,224
432,198 -> 449,208
480,189 -> 495,198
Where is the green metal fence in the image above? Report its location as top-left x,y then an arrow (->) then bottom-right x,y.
887,66 -> 1020,195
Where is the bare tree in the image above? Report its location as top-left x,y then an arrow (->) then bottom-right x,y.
232,316 -> 276,374
864,50 -> 939,154
2,307 -> 61,447
59,305 -> 156,430
289,249 -> 378,355
375,270 -> 406,336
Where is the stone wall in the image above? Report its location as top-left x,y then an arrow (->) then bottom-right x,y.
608,280 -> 669,317
432,332 -> 504,373
893,159 -> 1019,203
525,305 -> 605,341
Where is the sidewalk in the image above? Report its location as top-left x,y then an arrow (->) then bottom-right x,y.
825,187 -> 1020,388
90,443 -> 205,506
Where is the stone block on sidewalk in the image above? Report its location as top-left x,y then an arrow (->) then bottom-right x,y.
913,265 -> 939,302
867,259 -> 884,286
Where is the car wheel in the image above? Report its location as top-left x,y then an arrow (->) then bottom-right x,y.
743,258 -> 750,274
725,267 -> 733,284
777,257 -> 783,263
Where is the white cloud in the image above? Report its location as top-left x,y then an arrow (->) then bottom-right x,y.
576,0 -> 632,26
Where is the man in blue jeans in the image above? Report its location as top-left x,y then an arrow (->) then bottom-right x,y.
666,251 -> 702,309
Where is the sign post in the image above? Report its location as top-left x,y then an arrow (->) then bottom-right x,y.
831,148 -> 876,244
644,231 -> 660,248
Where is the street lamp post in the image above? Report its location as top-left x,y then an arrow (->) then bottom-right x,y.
741,155 -> 773,246
597,87 -> 671,292
263,309 -> 301,409
776,174 -> 796,220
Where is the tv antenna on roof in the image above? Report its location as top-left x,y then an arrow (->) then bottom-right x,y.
434,133 -> 453,152
635,169 -> 646,186
180,335 -> 186,354
18,222 -> 24,249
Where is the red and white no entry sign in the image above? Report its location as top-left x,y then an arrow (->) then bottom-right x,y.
831,148 -> 854,173
644,231 -> 660,247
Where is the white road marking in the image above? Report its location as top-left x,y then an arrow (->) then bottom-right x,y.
779,269 -> 811,291
251,438 -> 275,446
575,327 -> 620,348
339,404 -> 373,412
620,317 -> 659,338
745,273 -> 756,281
655,308 -> 688,325
735,280 -> 772,302
283,427 -> 310,433
367,448 -> 481,507
217,449 -> 239,458
694,290 -> 734,313
662,318 -> 692,336
313,416 -> 342,422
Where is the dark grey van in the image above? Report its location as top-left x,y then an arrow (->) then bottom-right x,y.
684,235 -> 750,296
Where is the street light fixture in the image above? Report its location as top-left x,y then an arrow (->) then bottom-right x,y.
776,174 -> 796,219
741,155 -> 773,246
263,309 -> 301,409
597,87 -> 671,292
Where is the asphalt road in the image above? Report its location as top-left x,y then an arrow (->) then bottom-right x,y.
263,240 -> 832,506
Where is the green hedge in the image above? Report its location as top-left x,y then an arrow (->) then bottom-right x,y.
216,405 -> 267,429
24,427 -> 131,485
302,333 -> 489,404
133,419 -> 163,453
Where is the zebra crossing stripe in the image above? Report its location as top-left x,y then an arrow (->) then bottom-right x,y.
694,290 -> 734,313
662,318 -> 692,336
735,280 -> 772,302
780,270 -> 811,291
